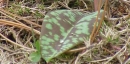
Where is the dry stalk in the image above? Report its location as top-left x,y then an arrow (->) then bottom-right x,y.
90,0 -> 104,43
90,0 -> 108,43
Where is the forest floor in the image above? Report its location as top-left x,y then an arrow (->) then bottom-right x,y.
0,0 -> 130,64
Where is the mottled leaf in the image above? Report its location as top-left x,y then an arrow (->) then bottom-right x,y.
40,10 -> 104,62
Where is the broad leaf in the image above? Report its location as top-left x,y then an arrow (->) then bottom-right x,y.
29,51 -> 41,63
29,40 -> 41,63
40,10 -> 103,62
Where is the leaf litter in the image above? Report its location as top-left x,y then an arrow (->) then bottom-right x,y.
0,0 -> 130,64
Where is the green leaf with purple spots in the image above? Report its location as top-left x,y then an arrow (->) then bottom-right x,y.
40,10 -> 104,62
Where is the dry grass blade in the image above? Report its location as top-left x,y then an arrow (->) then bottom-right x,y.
0,45 -> 14,52
0,9 -> 41,27
68,43 -> 97,53
0,19 -> 40,35
0,0 -> 129,64
107,14 -> 130,21
104,37 -> 130,64
0,10 -> 23,24
57,1 -> 72,10
0,33 -> 35,51
120,0 -> 130,7
74,40 -> 103,64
